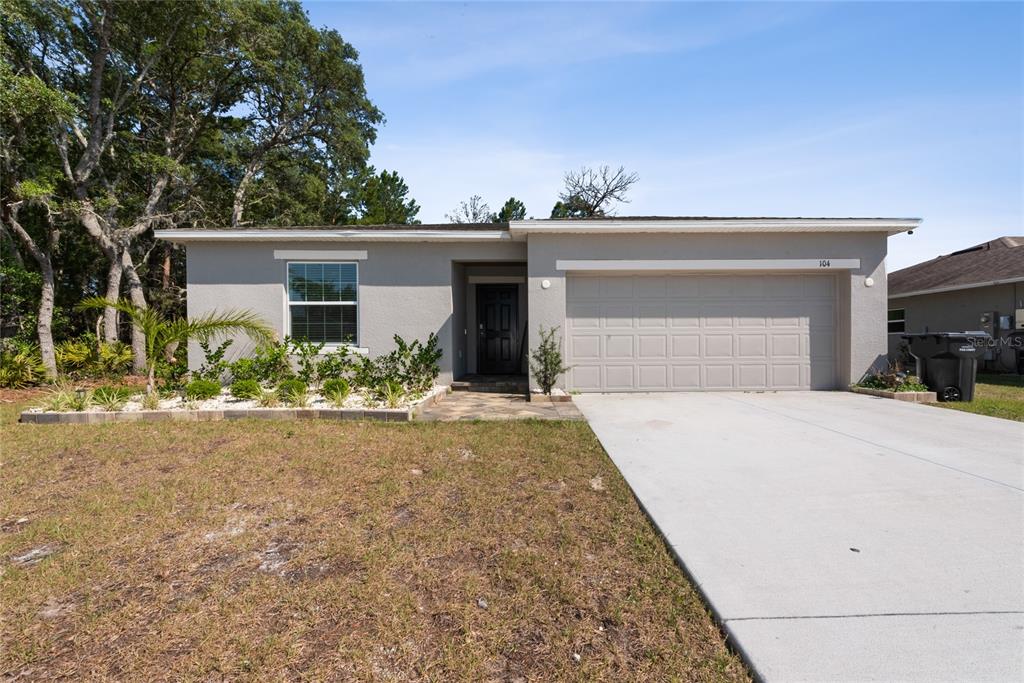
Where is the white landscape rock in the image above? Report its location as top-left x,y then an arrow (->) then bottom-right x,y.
27,385 -> 447,414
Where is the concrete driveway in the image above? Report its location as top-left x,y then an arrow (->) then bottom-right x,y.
575,392 -> 1024,682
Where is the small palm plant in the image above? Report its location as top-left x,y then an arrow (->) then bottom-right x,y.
77,298 -> 273,395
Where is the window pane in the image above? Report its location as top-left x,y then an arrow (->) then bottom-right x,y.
339,264 -> 357,302
888,321 -> 905,333
290,304 -> 309,339
290,304 -> 356,344
887,309 -> 905,322
341,305 -> 357,343
306,263 -> 323,301
288,263 -> 306,302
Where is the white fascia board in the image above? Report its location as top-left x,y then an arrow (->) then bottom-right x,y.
155,229 -> 512,243
511,218 -> 920,236
889,276 -> 1024,300
555,258 -> 861,272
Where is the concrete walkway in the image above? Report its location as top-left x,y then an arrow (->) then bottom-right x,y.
575,391 -> 1024,682
417,392 -> 583,421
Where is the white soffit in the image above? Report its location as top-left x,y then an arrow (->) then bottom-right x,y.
555,258 -> 861,272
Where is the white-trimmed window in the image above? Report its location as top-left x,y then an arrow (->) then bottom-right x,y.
887,308 -> 906,333
287,262 -> 358,344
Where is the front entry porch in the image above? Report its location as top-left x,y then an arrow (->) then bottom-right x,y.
451,261 -> 528,381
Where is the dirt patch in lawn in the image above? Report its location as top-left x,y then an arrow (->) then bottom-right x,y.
1,409 -> 748,681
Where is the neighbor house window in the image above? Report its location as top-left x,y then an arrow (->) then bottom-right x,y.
287,262 -> 357,344
887,308 -> 905,333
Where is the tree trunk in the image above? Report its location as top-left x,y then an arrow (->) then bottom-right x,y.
162,242 -> 172,289
230,163 -> 258,227
37,259 -> 58,377
122,249 -> 148,374
3,202 -> 58,376
103,250 -> 123,343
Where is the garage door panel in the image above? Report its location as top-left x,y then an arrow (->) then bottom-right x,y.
605,335 -> 634,358
704,365 -> 735,389
637,303 -> 668,328
669,304 -> 701,328
737,334 -> 768,358
567,302 -> 601,329
704,334 -> 734,358
772,364 -> 803,389
672,365 -> 702,389
571,365 -> 602,391
571,335 -> 601,360
634,277 -> 667,298
604,365 -> 635,390
602,303 -> 634,328
566,274 -> 837,392
638,335 -> 668,359
667,278 -> 701,298
738,364 -> 769,388
568,276 -> 600,298
638,365 -> 669,389
671,334 -> 701,358
771,334 -> 802,358
599,277 -> 634,298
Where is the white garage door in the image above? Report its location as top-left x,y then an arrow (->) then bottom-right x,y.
566,274 -> 838,392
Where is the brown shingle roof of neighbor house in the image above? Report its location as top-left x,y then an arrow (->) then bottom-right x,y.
888,237 -> 1024,297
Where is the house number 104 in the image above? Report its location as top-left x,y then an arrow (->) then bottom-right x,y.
818,259 -> 831,267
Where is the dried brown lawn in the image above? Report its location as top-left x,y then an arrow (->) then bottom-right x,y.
1,400 -> 748,681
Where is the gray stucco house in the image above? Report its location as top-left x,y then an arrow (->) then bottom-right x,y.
155,216 -> 919,392
888,236 -> 1024,373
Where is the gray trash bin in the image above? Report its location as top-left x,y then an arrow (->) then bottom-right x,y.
901,332 -> 991,402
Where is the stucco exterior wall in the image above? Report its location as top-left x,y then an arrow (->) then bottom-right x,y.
526,231 -> 890,390
185,239 -> 527,384
888,282 -> 1024,372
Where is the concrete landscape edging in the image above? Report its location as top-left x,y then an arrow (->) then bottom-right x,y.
19,386 -> 450,425
850,386 -> 938,403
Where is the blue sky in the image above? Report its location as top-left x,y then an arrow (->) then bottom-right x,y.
303,1 -> 1023,271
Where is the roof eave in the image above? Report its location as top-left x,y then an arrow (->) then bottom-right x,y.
154,229 -> 516,243
508,218 -> 921,236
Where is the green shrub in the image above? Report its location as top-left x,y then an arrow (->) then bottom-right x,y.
55,335 -> 132,378
141,392 -> 161,410
529,326 -> 570,395
39,386 -> 74,412
283,385 -> 311,407
374,379 -> 407,408
230,341 -> 292,385
195,339 -> 233,382
858,362 -> 929,393
0,341 -> 48,388
256,387 -> 280,408
229,379 -> 261,400
289,337 -> 324,385
184,378 -> 221,400
94,385 -> 131,412
322,378 -> 351,407
67,388 -> 94,412
351,334 -> 441,394
317,346 -> 354,382
276,378 -> 307,400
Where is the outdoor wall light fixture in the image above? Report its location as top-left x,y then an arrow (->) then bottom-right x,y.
864,277 -> 875,287
541,279 -> 551,289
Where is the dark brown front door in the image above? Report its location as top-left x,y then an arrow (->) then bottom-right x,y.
477,284 -> 519,374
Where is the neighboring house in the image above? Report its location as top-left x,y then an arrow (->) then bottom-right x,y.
888,237 -> 1024,373
155,216 -> 919,392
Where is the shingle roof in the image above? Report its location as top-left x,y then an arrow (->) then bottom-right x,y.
889,237 -> 1024,297
170,222 -> 507,231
